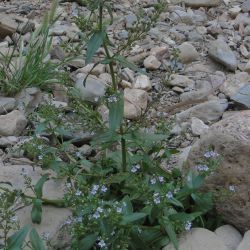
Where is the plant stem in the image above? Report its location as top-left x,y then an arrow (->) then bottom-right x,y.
120,126 -> 127,172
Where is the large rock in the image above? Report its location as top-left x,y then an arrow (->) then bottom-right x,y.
0,164 -> 65,200
220,72 -> 249,97
231,84 -> 250,109
171,0 -> 220,7
75,73 -> 106,103
16,205 -> 71,249
186,111 -> 250,231
237,231 -> 250,250
176,99 -> 228,124
0,110 -> 27,136
0,97 -> 16,114
215,225 -> 242,250
163,228 -> 228,250
124,88 -> 148,120
208,39 -> 238,71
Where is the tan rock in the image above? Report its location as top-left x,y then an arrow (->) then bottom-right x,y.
178,42 -> 199,64
0,110 -> 27,136
186,111 -> 250,231
124,88 -> 148,120
163,228 -> 228,250
143,55 -> 161,70
237,231 -> 250,250
134,75 -> 152,91
215,225 -> 242,250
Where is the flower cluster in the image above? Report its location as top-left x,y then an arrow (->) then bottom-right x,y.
204,151 -> 219,158
107,95 -> 118,103
131,164 -> 140,173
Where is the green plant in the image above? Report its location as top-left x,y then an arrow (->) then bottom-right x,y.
61,0 -> 219,249
0,0 -> 68,96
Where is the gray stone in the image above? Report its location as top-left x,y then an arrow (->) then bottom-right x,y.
163,228 -> 228,250
183,0 -> 220,7
15,87 -> 43,114
231,84 -> 250,108
208,39 -> 238,71
186,111 -> 250,231
242,0 -> 250,13
220,72 -> 249,97
0,110 -> 27,136
237,231 -> 250,250
178,42 -> 199,64
176,99 -> 228,123
0,97 -> 16,114
244,61 -> 250,74
125,13 -> 137,29
215,225 -> 242,250
75,73 -> 106,103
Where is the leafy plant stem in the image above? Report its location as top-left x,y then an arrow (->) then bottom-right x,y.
120,126 -> 127,172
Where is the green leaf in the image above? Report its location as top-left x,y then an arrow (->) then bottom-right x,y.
34,174 -> 49,199
169,212 -> 202,222
35,123 -> 46,135
121,213 -> 146,225
31,198 -> 43,224
91,130 -> 121,148
7,225 -> 30,250
86,30 -> 106,64
161,218 -> 178,250
108,93 -> 124,131
78,234 -> 98,250
114,55 -> 146,74
186,171 -> 205,190
168,197 -> 184,208
121,196 -> 133,214
105,173 -> 129,184
29,228 -> 45,250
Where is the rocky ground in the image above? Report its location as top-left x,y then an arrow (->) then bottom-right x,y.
0,0 -> 250,249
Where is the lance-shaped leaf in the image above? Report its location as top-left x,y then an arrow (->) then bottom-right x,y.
29,228 -> 45,250
86,30 -> 106,64
34,174 -> 49,199
7,225 -> 30,250
31,198 -> 43,224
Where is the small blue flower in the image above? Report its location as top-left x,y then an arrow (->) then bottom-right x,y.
166,191 -> 173,199
185,221 -> 192,231
75,190 -> 82,196
150,178 -> 157,185
204,151 -> 219,158
158,176 -> 165,183
196,165 -> 209,172
229,185 -> 236,192
153,193 -> 161,204
101,185 -> 108,193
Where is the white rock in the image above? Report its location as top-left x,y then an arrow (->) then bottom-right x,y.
124,88 -> 148,120
143,55 -> 161,70
237,231 -> 250,250
215,225 -> 242,250
191,117 -> 209,136
0,110 -> 27,136
163,228 -> 228,250
178,42 -> 199,64
134,75 -> 152,91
